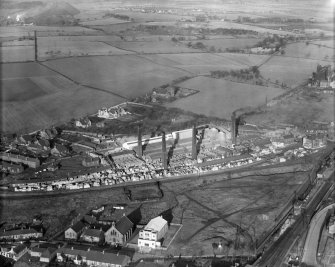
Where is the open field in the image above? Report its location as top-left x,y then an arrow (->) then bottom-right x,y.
182,38 -> 260,51
259,56 -> 330,88
283,42 -> 334,62
80,17 -> 129,26
165,76 -> 284,119
161,172 -> 308,256
107,40 -> 198,54
43,55 -> 190,98
0,45 -> 34,62
245,88 -> 335,128
142,53 -> 269,75
0,62 -> 125,133
37,37 -> 134,59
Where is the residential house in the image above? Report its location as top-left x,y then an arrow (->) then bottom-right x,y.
75,118 -> 92,128
56,245 -> 130,267
0,152 -> 40,168
303,134 -> 327,149
19,134 -> 34,145
0,162 -> 24,174
80,228 -> 104,244
0,228 -> 43,241
0,244 -> 28,261
30,243 -> 58,263
51,143 -> 68,157
328,214 -> 335,236
82,157 -> 100,167
83,214 -> 97,225
65,221 -> 86,240
138,216 -> 168,251
104,216 -> 134,245
40,247 -> 58,263
35,139 -> 50,150
27,143 -> 44,154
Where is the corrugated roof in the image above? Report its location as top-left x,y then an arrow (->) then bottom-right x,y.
145,216 -> 167,232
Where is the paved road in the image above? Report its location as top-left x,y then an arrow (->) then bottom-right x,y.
302,203 -> 335,265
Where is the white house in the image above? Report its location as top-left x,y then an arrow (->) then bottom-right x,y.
65,221 -> 85,240
138,216 -> 168,251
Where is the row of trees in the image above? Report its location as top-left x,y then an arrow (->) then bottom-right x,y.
210,66 -> 261,80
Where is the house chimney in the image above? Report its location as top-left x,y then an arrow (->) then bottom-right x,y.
137,125 -> 142,159
87,247 -> 90,252
161,132 -> 167,170
71,247 -> 74,250
192,125 -> 197,160
102,250 -> 105,254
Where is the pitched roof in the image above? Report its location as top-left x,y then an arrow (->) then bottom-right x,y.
69,221 -> 85,233
145,216 -> 167,232
115,216 -> 133,235
82,228 -> 104,238
0,228 -> 40,238
41,247 -> 57,258
13,244 -> 27,254
59,246 -> 129,265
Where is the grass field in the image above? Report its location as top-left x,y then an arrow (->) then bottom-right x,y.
183,38 -> 260,51
107,40 -> 198,53
1,46 -> 35,62
43,55 -> 190,98
165,76 -> 284,119
259,56 -> 330,88
283,42 -> 334,62
245,88 -> 335,128
0,62 -> 125,133
37,37 -> 133,59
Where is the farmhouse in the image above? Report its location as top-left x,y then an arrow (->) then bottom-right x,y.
138,216 -> 168,251
104,216 -> 134,246
56,245 -> 130,267
0,152 -> 40,168
30,243 -> 58,263
65,221 -> 86,240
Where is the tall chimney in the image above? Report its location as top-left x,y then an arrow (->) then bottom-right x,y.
192,125 -> 197,160
137,125 -> 142,159
34,30 -> 38,62
231,112 -> 236,145
161,132 -> 167,170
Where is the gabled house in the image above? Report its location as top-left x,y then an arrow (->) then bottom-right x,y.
104,216 -> 134,245
35,139 -> 50,150
75,118 -> 92,128
0,243 -> 28,261
65,221 -> 86,240
51,143 -> 68,157
19,134 -> 34,145
56,245 -> 130,267
80,228 -> 104,244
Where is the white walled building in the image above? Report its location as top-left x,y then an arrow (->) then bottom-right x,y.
138,216 -> 168,251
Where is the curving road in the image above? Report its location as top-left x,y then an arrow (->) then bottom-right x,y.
302,203 -> 335,266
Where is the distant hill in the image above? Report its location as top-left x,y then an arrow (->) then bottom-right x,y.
24,1 -> 80,25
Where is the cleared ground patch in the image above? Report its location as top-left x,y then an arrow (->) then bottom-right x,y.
165,76 -> 284,119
